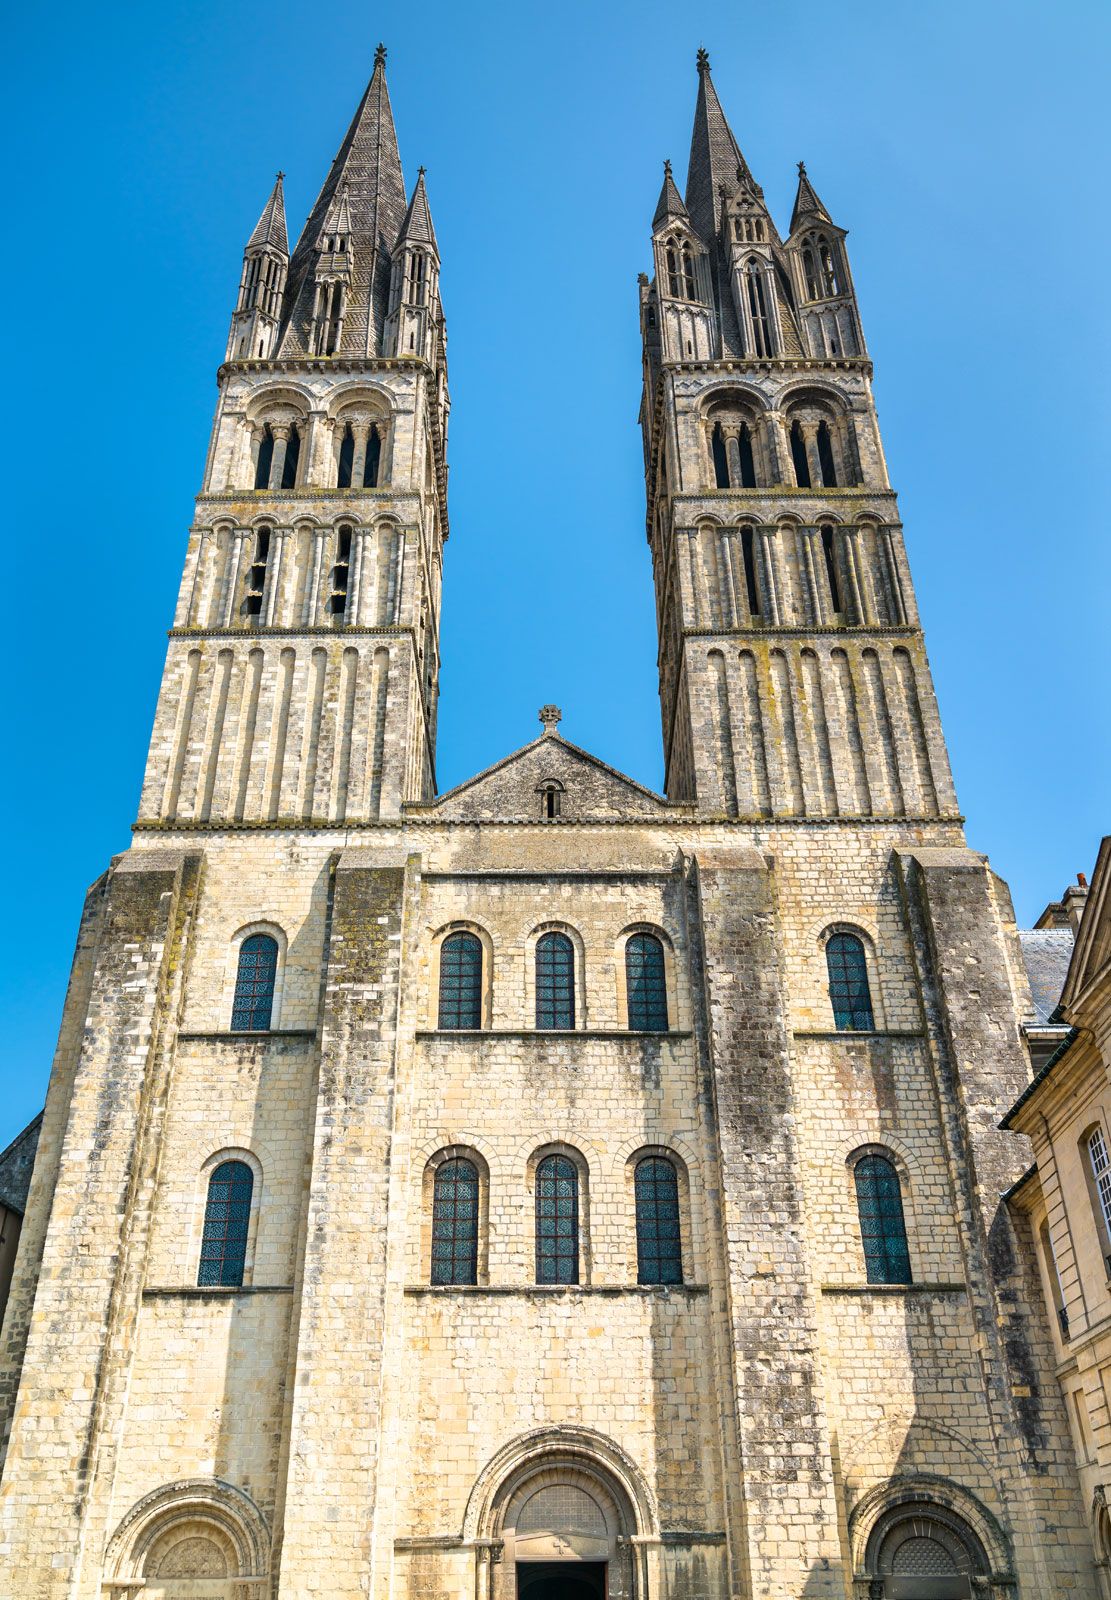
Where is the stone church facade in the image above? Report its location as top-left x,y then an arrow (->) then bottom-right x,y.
0,45 -> 1099,1600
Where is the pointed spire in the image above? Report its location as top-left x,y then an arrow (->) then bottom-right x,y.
652,159 -> 689,230
790,161 -> 833,233
397,167 -> 438,253
279,45 -> 409,356
247,172 -> 288,254
685,47 -> 758,243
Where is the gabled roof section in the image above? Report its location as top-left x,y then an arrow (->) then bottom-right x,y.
789,160 -> 832,234
397,168 -> 438,253
0,1112 -> 42,1216
653,160 -> 689,230
247,172 -> 289,254
279,44 -> 409,358
1062,836 -> 1111,1017
684,48 -> 758,247
1019,928 -> 1075,1025
407,734 -> 678,824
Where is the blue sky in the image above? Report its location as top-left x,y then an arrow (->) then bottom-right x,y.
2,0 -> 1108,1138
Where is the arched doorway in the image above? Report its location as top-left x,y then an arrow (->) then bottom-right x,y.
517,1562 -> 607,1600
866,1500 -> 991,1598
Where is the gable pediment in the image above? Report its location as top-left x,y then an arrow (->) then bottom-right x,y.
1062,836 -> 1111,1018
407,735 -> 677,824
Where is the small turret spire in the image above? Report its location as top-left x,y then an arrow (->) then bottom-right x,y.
790,160 -> 833,233
247,172 -> 289,254
397,167 -> 439,252
653,159 -> 689,230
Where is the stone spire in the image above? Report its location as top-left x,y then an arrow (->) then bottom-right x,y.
247,171 -> 288,254
789,160 -> 833,234
397,167 -> 438,253
279,44 -> 410,357
652,159 -> 689,230
684,48 -> 759,245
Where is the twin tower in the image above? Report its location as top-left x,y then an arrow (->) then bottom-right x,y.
134,42 -> 953,836
0,42 -> 1095,1600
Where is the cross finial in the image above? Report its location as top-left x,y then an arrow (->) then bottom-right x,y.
797,160 -> 807,177
696,46 -> 711,73
539,704 -> 562,735
276,170 -> 285,183
418,165 -> 426,177
374,42 -> 387,66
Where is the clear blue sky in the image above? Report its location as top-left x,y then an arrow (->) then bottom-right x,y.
2,0 -> 1108,1138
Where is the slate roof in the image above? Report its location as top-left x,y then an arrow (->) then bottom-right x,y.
653,160 -> 689,229
789,162 -> 832,234
1019,928 -> 1075,1024
279,46 -> 409,358
397,169 -> 438,251
0,1113 -> 42,1216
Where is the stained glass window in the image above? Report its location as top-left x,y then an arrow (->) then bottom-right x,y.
536,1154 -> 579,1285
826,931 -> 874,1031
626,933 -> 668,1031
198,1160 -> 254,1287
855,1154 -> 911,1285
438,931 -> 482,1029
536,932 -> 575,1030
635,1156 -> 683,1285
231,934 -> 277,1031
431,1158 -> 479,1286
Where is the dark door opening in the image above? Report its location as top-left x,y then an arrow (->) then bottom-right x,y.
517,1561 -> 606,1600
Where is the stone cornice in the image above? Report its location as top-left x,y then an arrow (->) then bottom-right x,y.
218,354 -> 434,384
167,624 -> 411,641
132,813 -> 966,834
664,355 -> 874,379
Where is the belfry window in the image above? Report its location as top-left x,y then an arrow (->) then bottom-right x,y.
819,239 -> 840,296
231,933 -> 278,1031
802,245 -> 820,301
328,525 -> 352,617
407,252 -> 427,305
711,424 -> 730,489
817,421 -> 838,487
245,526 -> 270,617
635,1156 -> 683,1284
681,243 -> 696,299
336,424 -> 381,489
826,931 -> 874,1031
314,280 -> 345,355
666,243 -> 680,298
431,1158 -> 479,1286
438,931 -> 483,1029
535,931 -> 575,1030
790,421 -> 811,488
198,1160 -> 254,1287
820,524 -> 842,613
854,1153 -> 911,1284
535,1154 -> 579,1284
740,525 -> 761,616
254,427 -> 274,490
626,933 -> 668,1031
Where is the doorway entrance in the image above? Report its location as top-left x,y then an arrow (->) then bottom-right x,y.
517,1562 -> 607,1600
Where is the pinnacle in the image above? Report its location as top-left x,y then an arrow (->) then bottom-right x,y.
653,158 -> 689,230
790,160 -> 833,233
247,171 -> 289,255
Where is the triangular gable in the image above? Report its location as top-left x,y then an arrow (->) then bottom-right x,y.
407,735 -> 678,823
1062,836 -> 1111,1017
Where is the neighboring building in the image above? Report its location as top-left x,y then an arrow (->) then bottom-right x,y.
1005,841 -> 1111,1594
0,1118 -> 41,1334
0,45 -> 1098,1600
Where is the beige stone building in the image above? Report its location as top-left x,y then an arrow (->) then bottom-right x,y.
0,44 -> 1099,1600
1005,840 -> 1111,1593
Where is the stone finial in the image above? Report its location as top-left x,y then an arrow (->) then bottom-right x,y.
696,46 -> 711,73
798,160 -> 807,176
539,704 -> 562,735
663,158 -> 672,176
374,42 -> 387,66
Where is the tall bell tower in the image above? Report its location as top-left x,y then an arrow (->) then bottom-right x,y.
640,49 -> 956,824
139,44 -> 449,830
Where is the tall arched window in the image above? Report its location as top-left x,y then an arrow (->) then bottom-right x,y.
802,245 -> 820,301
281,425 -> 300,489
231,934 -> 278,1031
819,238 -> 840,296
431,1157 -> 479,1285
244,526 -> 270,617
254,426 -> 274,489
737,421 -> 757,487
626,933 -> 668,1031
789,420 -> 811,487
438,931 -> 483,1029
536,1154 -> 579,1284
820,524 -> 842,612
198,1159 -> 254,1287
740,525 -> 761,616
745,261 -> 773,356
337,424 -> 355,488
364,424 -> 381,487
681,243 -> 696,299
536,932 -> 575,1029
665,243 -> 680,298
711,423 -> 730,488
816,421 -> 838,487
635,1156 -> 683,1284
826,931 -> 874,1030
854,1153 -> 911,1284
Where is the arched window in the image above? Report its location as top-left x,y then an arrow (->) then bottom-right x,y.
737,421 -> 757,487
745,261 -> 773,356
337,424 -> 355,488
244,526 -> 270,617
802,245 -> 820,301
538,781 -> 563,820
816,420 -> 838,487
869,1501 -> 988,1586
740,525 -> 761,616
231,933 -> 278,1031
536,932 -> 575,1029
280,424 -> 300,489
254,425 -> 274,490
819,238 -> 840,296
665,243 -> 680,298
431,1157 -> 479,1286
364,424 -> 381,487
198,1159 -> 254,1287
328,525 -> 352,617
626,933 -> 668,1031
438,931 -> 483,1029
826,931 -> 874,1030
535,1154 -> 579,1284
681,243 -> 696,299
711,423 -> 729,488
820,524 -> 842,613
854,1153 -> 911,1284
789,420 -> 811,488
634,1156 -> 682,1284
407,251 -> 427,305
